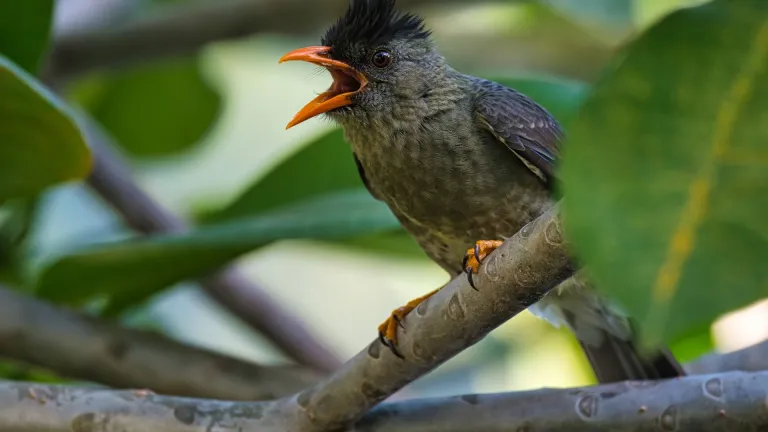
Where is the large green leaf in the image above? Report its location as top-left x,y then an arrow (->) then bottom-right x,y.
0,0 -> 53,73
70,58 -> 221,158
36,189 -> 399,310
0,56 -> 91,203
560,0 -> 768,349
203,128 -> 364,223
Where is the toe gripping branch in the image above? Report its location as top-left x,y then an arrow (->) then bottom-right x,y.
376,239 -> 503,359
462,240 -> 503,289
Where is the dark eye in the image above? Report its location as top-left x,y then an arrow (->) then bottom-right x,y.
371,50 -> 392,68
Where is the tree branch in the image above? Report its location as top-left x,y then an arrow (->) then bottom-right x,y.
0,286 -> 322,401
686,339 -> 768,375
262,203 -> 573,430
81,119 -> 343,373
41,0 -> 508,83
3,370 -> 768,431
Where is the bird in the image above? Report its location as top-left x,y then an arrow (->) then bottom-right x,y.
279,0 -> 684,383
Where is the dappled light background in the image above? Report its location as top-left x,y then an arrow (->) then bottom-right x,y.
21,0 -> 766,401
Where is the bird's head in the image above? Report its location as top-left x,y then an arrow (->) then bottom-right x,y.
279,0 -> 446,129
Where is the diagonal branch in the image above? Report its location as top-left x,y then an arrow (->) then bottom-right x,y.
82,120 -> 343,373
0,286 -> 322,401
3,370 -> 768,431
257,203 -> 573,430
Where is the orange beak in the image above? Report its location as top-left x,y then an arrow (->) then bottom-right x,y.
279,46 -> 368,129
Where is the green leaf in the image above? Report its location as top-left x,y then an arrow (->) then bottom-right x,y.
632,0 -> 710,28
36,189 -> 399,311
202,128 -> 364,223
668,324 -> 714,364
560,0 -> 768,346
0,0 -> 53,73
0,56 -> 91,203
543,0 -> 635,41
334,230 -> 427,260
70,58 -> 221,158
545,0 -> 633,28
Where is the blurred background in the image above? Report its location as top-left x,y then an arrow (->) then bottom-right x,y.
7,0 -> 767,401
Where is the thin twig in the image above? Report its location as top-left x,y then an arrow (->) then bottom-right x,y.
82,119 -> 343,373
0,286 -> 322,400
3,370 -> 768,431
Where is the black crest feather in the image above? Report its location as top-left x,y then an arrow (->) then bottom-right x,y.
322,0 -> 430,49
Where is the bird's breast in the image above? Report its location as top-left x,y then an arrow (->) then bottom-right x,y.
344,115 -> 552,273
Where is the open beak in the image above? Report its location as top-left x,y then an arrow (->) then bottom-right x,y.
279,46 -> 368,129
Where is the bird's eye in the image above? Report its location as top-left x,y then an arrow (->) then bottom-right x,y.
371,50 -> 392,68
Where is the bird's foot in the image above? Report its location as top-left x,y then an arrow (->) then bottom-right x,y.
462,240 -> 503,290
377,288 -> 439,358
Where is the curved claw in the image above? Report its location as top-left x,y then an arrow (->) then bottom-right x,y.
465,266 -> 477,290
388,340 -> 405,359
393,314 -> 405,329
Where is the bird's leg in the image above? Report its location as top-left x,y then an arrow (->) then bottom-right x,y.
462,240 -> 504,290
377,288 -> 440,358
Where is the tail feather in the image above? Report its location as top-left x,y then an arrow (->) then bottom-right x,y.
528,275 -> 686,383
578,329 -> 685,383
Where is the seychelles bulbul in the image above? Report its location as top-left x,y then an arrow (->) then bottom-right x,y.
279,0 -> 684,383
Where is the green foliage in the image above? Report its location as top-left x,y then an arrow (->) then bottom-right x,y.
36,189 -> 400,313
560,0 -> 768,351
204,129 -> 364,222
0,56 -> 91,203
0,0 -> 53,73
545,0 -> 634,36
70,58 -> 221,158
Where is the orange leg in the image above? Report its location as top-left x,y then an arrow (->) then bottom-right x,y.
462,240 -> 504,289
377,288 -> 440,358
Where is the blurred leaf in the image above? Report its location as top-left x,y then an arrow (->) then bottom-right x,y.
545,0 -> 633,27
633,0 -> 711,28
668,324 -> 714,364
560,0 -> 768,347
335,230 -> 427,260
0,0 -> 53,73
0,198 -> 39,287
0,56 -> 91,203
543,0 -> 634,41
71,58 -> 221,158
203,128 -> 363,223
0,360 -> 66,383
36,189 -> 400,312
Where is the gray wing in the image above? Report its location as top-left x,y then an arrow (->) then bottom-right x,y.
471,78 -> 564,185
